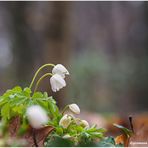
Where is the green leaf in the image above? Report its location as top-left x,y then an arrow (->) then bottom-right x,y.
78,140 -> 97,147
12,105 -> 25,115
23,87 -> 31,97
75,126 -> 83,132
0,97 -> 7,107
48,100 -> 59,118
1,103 -> 10,121
18,117 -> 28,136
87,127 -> 106,133
90,132 -> 104,138
49,97 -> 56,104
97,137 -> 117,147
43,92 -> 48,98
35,99 -> 49,110
2,86 -> 22,98
32,92 -> 43,98
12,86 -> 22,92
45,136 -> 74,147
113,123 -> 133,137
55,127 -> 63,135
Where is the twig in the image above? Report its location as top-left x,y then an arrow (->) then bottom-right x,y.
33,128 -> 38,147
129,116 -> 134,133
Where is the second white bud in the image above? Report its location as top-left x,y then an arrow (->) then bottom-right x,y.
81,120 -> 90,128
69,104 -> 80,114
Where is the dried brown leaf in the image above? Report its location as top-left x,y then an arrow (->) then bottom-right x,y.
8,117 -> 54,147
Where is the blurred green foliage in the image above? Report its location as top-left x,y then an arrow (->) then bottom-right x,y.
68,50 -> 148,113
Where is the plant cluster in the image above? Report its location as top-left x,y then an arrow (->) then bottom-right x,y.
0,63 -> 133,147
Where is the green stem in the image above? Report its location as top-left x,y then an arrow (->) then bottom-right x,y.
29,63 -> 55,89
61,105 -> 69,115
33,73 -> 53,93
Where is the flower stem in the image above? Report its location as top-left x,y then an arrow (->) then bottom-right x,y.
29,63 -> 55,89
33,73 -> 53,93
61,105 -> 69,115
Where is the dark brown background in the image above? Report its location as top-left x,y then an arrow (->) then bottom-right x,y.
0,2 -> 147,115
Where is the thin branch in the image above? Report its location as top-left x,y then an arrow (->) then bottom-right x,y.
33,129 -> 38,147
129,116 -> 134,133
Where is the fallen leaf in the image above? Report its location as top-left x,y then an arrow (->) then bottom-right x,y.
8,117 -> 54,146
128,114 -> 148,147
115,134 -> 129,146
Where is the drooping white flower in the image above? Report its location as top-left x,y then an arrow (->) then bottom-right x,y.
81,120 -> 89,128
69,104 -> 80,114
26,105 -> 49,129
52,64 -> 69,78
50,74 -> 66,92
59,114 -> 72,129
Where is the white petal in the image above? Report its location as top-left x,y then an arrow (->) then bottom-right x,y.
50,76 -> 57,92
26,105 -> 49,129
50,74 -> 66,92
52,64 -> 69,78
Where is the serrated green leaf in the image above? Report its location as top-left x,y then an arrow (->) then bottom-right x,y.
76,126 -> 84,132
35,99 -> 49,110
56,127 -> 63,135
97,137 -> 116,147
1,103 -> 10,121
49,97 -> 56,104
86,127 -> 106,133
32,92 -> 43,98
0,97 -> 7,108
48,100 -> 59,118
12,86 -> 22,92
43,92 -> 48,98
12,105 -> 25,115
23,87 -> 31,97
45,136 -> 74,147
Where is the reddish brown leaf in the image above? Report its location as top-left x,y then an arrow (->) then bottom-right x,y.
128,114 -> 148,147
8,116 -> 21,136
8,117 -> 54,146
22,126 -> 54,146
115,134 -> 129,146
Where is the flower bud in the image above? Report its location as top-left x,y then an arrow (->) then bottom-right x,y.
69,104 -> 80,114
26,105 -> 49,129
81,120 -> 89,128
59,114 -> 72,129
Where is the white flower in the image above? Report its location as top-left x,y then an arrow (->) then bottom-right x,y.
59,114 -> 72,128
50,74 -> 66,92
81,120 -> 89,128
63,134 -> 71,139
26,105 -> 49,129
69,104 -> 80,114
52,64 -> 69,78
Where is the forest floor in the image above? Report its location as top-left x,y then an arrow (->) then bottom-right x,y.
79,111 -> 148,147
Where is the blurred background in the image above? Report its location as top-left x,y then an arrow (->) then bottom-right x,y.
0,1 -> 148,117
